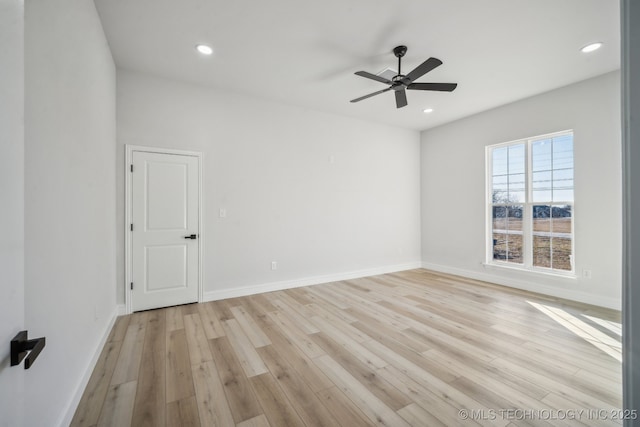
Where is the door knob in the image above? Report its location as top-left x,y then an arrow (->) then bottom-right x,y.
184,234 -> 197,239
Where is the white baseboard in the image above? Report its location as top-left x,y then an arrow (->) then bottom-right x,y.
57,306 -> 120,427
203,262 -> 422,302
421,261 -> 621,310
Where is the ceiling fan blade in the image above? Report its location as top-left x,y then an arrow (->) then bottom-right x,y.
407,82 -> 458,92
395,89 -> 408,108
354,71 -> 392,85
405,57 -> 443,82
350,87 -> 392,103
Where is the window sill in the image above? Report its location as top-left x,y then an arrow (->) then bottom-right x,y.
482,262 -> 577,280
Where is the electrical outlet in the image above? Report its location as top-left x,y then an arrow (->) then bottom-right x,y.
219,208 -> 226,218
582,269 -> 592,279
271,261 -> 278,271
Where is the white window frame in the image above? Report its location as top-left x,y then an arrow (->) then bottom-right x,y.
485,130 -> 575,276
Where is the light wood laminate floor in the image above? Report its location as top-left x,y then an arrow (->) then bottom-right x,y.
71,269 -> 622,426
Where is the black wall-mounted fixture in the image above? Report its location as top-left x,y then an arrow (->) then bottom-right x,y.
11,330 -> 45,369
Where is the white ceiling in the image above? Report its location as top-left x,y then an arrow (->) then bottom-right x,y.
93,0 -> 620,131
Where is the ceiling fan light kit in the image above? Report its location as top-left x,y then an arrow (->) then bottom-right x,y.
350,45 -> 457,109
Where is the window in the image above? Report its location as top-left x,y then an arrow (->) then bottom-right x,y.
487,131 -> 574,273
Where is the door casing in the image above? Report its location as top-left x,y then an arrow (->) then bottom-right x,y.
125,145 -> 203,314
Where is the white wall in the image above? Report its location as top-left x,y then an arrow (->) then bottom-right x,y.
116,69 -> 422,304
24,0 -> 117,425
0,1 -> 25,425
421,71 -> 622,309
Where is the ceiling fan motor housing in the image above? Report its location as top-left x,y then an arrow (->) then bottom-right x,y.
391,78 -> 406,90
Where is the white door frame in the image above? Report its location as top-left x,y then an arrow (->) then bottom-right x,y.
125,144 -> 203,314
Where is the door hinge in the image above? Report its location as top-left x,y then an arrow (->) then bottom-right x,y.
130,282 -> 133,290
130,164 -> 133,172
130,223 -> 133,231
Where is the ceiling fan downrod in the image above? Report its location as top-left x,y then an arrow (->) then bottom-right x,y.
393,45 -> 407,77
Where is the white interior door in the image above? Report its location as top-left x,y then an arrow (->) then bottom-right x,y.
131,150 -> 199,311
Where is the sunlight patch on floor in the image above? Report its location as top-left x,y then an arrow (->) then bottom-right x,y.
582,314 -> 622,337
527,301 -> 622,362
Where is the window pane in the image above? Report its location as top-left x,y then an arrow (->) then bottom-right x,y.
552,135 -> 574,202
492,147 -> 508,176
507,233 -> 523,264
553,168 -> 573,181
552,237 -> 572,270
532,171 -> 551,191
493,206 -> 507,230
551,205 -> 572,234
493,203 -> 522,264
532,205 -> 551,232
532,170 -> 551,202
492,190 -> 508,203
553,135 -> 574,170
508,144 -> 525,175
492,175 -> 508,203
532,139 -> 552,172
531,135 -> 574,204
533,236 -> 551,268
508,173 -> 525,202
533,189 -> 552,203
493,233 -> 507,261
508,191 -> 525,203
507,205 -> 523,231
552,169 -> 573,202
553,189 -> 573,203
493,175 -> 508,186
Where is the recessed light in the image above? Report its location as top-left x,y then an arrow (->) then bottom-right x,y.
423,108 -> 434,114
196,44 -> 213,55
580,42 -> 602,53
